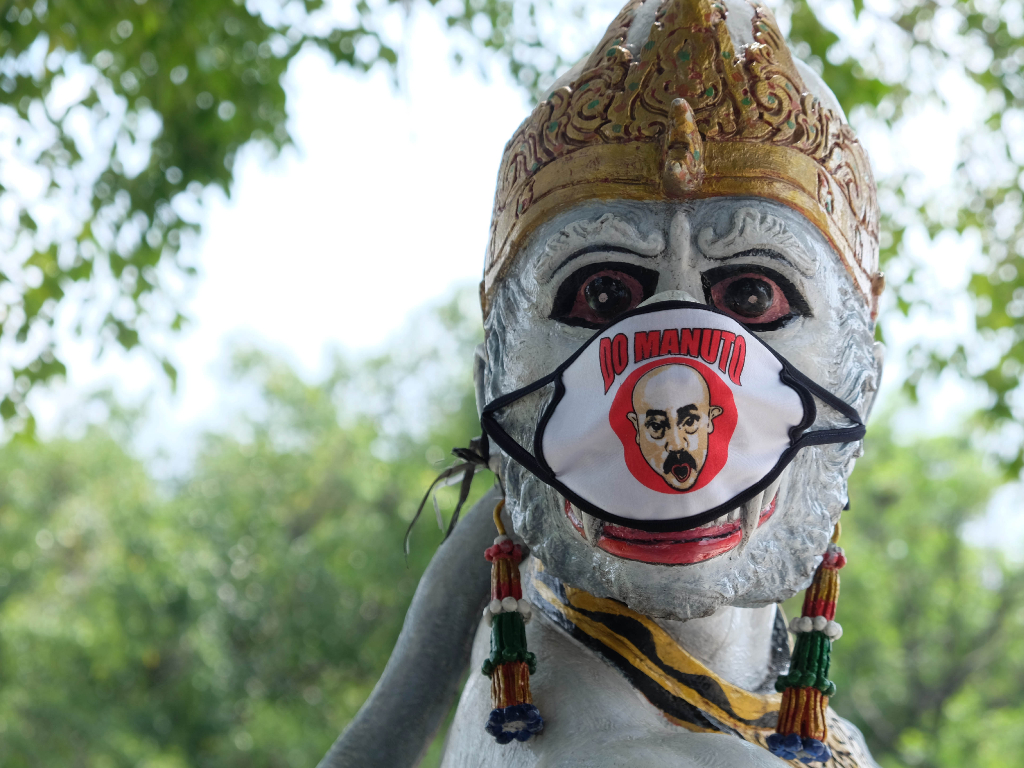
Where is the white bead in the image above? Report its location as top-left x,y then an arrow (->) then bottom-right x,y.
483,607 -> 493,626
826,621 -> 843,640
518,599 -> 532,618
797,616 -> 814,633
493,535 -> 510,545
812,615 -> 827,631
501,596 -> 519,613
489,599 -> 503,615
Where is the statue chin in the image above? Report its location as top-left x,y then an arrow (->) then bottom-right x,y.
501,445 -> 846,621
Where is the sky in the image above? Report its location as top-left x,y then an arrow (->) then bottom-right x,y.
170,23 -> 526,417
3,0 -> 1020,548
54,18 -> 957,447
38,10 -> 531,461
14,2 -> 1021,541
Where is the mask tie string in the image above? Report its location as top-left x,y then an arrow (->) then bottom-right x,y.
403,434 -> 491,558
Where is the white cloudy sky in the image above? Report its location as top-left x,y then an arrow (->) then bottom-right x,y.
10,1 -> 1020,548
27,3 -> 989,463
40,11 -> 530,450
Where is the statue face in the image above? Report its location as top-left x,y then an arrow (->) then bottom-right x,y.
481,198 -> 881,620
627,364 -> 723,491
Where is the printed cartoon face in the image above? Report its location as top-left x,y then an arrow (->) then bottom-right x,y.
627,365 -> 723,490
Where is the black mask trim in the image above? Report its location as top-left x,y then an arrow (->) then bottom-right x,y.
481,301 -> 865,533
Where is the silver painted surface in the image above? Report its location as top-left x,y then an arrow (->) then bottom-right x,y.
327,4 -> 884,764
462,194 -> 881,764
482,198 -> 880,622
443,593 -> 879,767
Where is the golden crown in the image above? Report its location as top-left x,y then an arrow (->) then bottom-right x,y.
482,0 -> 882,317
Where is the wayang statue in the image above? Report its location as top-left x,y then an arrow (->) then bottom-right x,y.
321,1 -> 886,766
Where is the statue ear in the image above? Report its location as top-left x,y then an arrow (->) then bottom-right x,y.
473,342 -> 488,421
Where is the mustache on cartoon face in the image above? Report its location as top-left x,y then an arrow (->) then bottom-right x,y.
662,450 -> 698,484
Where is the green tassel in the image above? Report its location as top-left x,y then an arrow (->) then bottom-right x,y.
775,631 -> 835,696
482,612 -> 537,676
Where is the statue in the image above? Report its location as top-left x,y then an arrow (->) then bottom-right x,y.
320,0 -> 886,766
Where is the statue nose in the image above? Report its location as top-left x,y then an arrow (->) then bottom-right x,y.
638,289 -> 702,307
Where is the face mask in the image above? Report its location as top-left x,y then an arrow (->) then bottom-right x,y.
481,301 -> 864,532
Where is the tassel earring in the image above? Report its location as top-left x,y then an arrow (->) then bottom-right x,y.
481,500 -> 544,744
768,522 -> 846,764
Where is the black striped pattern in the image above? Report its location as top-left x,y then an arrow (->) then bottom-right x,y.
527,567 -> 871,767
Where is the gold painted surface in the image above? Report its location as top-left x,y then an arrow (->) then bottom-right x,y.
563,583 -> 783,723
483,0 -> 880,316
533,578 -> 776,730
662,713 -> 717,733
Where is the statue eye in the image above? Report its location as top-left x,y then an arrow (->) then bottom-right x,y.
584,273 -> 636,317
703,262 -> 809,330
721,276 -> 776,317
551,261 -> 660,328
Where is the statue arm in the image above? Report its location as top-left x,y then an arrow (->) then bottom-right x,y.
317,486 -> 501,768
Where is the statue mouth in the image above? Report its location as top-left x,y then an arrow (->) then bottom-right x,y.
563,493 -> 778,565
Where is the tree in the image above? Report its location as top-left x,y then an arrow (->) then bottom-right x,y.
0,292 -> 1019,768
0,0 -> 395,431
4,0 -> 1024,465
0,291 -> 487,767
824,418 -> 1024,768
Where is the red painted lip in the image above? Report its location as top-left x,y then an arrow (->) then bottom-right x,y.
564,494 -> 778,565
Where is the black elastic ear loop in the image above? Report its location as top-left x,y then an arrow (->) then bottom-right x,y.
480,371 -> 559,485
785,366 -> 866,447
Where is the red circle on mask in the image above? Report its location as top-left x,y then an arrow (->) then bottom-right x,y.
608,358 -> 737,494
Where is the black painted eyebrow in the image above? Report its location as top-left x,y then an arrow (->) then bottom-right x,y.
553,244 -> 654,279
705,246 -> 804,271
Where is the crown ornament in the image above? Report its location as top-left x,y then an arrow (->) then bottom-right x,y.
482,0 -> 882,316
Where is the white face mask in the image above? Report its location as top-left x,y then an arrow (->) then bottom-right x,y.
482,301 -> 865,532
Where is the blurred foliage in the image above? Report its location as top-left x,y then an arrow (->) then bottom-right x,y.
0,294 -> 1019,767
0,292 -> 487,767
2,0 -> 1024,472
0,0 -> 377,431
790,418 -> 1024,768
